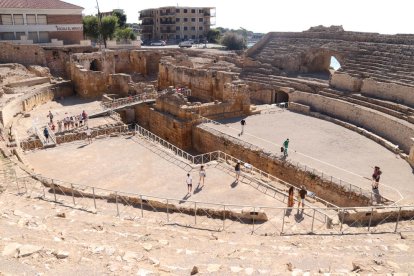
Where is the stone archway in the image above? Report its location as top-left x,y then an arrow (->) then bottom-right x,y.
301,49 -> 344,78
275,91 -> 289,104
90,59 -> 102,71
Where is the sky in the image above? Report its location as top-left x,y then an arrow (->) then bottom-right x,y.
65,0 -> 414,34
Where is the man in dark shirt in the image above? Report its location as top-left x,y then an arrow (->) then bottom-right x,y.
298,185 -> 307,209
239,119 -> 246,136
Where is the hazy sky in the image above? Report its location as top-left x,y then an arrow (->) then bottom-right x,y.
65,0 -> 413,34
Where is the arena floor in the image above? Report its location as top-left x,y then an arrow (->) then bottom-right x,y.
24,136 -> 287,208
205,107 -> 414,204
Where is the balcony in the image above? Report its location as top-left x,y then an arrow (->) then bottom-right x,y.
160,29 -> 175,34
141,21 -> 154,26
159,12 -> 175,17
160,20 -> 175,25
139,12 -> 153,20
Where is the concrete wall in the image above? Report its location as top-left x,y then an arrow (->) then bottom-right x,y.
290,91 -> 414,153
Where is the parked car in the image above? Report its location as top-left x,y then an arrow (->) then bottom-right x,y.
179,41 -> 193,48
150,40 -> 166,46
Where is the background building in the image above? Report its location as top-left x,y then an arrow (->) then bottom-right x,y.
139,6 -> 216,42
0,0 -> 83,45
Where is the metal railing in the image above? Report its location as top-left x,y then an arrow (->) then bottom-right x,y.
20,125 -> 129,151
134,124 -> 336,209
10,174 -> 414,235
195,114 -> 393,205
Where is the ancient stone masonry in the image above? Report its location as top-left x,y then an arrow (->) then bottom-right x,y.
68,50 -> 166,98
241,26 -> 414,155
0,42 -> 95,78
245,26 -> 414,106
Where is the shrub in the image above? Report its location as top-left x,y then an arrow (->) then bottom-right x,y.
221,32 -> 246,50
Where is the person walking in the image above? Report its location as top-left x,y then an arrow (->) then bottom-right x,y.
48,111 -> 54,124
372,166 -> 382,189
288,186 -> 295,208
239,119 -> 246,136
85,127 -> 92,144
186,173 -> 193,194
43,127 -> 49,143
199,165 -> 206,186
283,138 -> 290,157
298,185 -> 307,210
235,161 -> 241,182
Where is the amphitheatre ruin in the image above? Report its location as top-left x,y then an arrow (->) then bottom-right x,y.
1,26 -> 414,274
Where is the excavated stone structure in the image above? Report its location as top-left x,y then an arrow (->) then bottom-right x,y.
68,50 -> 163,98
243,26 -> 414,154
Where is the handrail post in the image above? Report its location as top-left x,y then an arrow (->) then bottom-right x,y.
339,208 -> 345,233
223,205 -> 226,230
167,199 -> 169,222
71,184 -> 75,206
394,207 -> 402,233
140,195 -> 144,218
252,207 -> 255,234
194,202 -> 197,225
92,187 -> 97,210
115,192 -> 120,217
311,208 -> 316,233
52,179 -> 57,202
368,207 -> 374,232
281,208 -> 285,234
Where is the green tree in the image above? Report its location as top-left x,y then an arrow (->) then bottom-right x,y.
100,15 -> 118,47
82,15 -> 99,40
221,32 -> 246,50
115,27 -> 136,41
206,29 -> 220,43
112,10 -> 127,28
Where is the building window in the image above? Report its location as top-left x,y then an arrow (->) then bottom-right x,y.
191,18 -> 195,22
28,32 -> 39,43
176,18 -> 180,22
191,35 -> 196,39
1,14 -> 13,25
191,26 -> 195,31
26,14 -> 36,24
13,14 -> 24,25
199,9 -> 203,13
199,26 -> 203,31
183,26 -> 188,31
183,9 -> 187,13
176,35 -> 180,39
16,32 -> 25,40
199,18 -> 203,22
184,18 -> 188,22
37,15 -> 47,24
1,32 -> 15,40
176,9 -> 180,13
176,26 -> 180,31
39,32 -> 49,43
184,35 -> 188,39
191,9 -> 195,13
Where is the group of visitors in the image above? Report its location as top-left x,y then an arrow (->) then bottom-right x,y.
287,185 -> 307,210
186,166 -> 206,194
43,110 -> 89,143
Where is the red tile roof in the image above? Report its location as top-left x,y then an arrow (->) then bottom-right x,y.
0,0 -> 83,10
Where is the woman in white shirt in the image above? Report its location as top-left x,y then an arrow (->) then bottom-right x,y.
199,165 -> 206,186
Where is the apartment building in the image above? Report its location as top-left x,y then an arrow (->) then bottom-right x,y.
0,0 -> 83,45
139,6 -> 216,42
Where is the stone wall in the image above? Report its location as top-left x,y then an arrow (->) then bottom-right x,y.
192,125 -> 372,207
289,91 -> 414,153
135,104 -> 193,150
0,81 -> 73,126
158,59 -> 246,102
361,79 -> 414,108
0,42 -> 95,78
